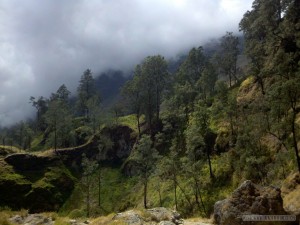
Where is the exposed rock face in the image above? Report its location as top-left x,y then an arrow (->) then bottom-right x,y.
1,125 -> 134,213
281,172 -> 300,216
101,125 -> 135,162
4,153 -> 58,170
57,125 -> 135,168
112,207 -> 182,225
213,180 -> 296,225
0,157 -> 74,212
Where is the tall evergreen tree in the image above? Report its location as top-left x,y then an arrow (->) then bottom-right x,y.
77,69 -> 97,117
129,134 -> 159,208
216,32 -> 239,87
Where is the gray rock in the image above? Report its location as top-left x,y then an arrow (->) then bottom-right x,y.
146,207 -> 181,224
214,180 -> 292,225
112,207 -> 182,225
22,214 -> 54,225
9,215 -> 24,224
113,210 -> 144,225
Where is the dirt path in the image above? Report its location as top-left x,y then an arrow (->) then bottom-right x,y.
183,218 -> 213,225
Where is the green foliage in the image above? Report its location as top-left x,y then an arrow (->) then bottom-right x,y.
1,0 -> 300,219
68,209 -> 86,219
61,167 -> 139,216
118,114 -> 145,134
45,99 -> 74,150
130,135 -> 160,208
216,32 -> 239,87
30,134 -> 45,151
81,153 -> 98,217
77,69 -> 98,116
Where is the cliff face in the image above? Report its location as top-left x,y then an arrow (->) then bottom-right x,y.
0,125 -> 135,212
0,156 -> 74,213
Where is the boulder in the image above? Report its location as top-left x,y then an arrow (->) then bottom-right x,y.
146,208 -> 182,224
112,207 -> 182,225
281,172 -> 300,216
9,214 -> 54,225
113,210 -> 144,225
214,180 -> 295,225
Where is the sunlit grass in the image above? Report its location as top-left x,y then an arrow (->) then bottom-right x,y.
0,145 -> 23,154
118,114 -> 145,134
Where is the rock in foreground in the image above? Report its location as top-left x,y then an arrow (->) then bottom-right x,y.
214,180 -> 297,225
281,172 -> 300,216
112,207 -> 182,225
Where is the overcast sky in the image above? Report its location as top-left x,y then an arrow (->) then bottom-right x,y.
0,0 -> 253,126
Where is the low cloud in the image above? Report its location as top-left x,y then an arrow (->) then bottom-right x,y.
0,0 -> 252,126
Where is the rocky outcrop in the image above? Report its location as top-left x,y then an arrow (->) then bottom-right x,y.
112,207 -> 183,225
213,180 -> 296,225
101,125 -> 135,162
281,172 -> 300,216
57,125 -> 135,168
0,157 -> 74,212
4,153 -> 58,170
1,125 -> 134,213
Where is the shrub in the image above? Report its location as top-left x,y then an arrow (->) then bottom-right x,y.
68,209 -> 85,219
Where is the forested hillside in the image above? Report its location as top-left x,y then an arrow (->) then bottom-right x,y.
0,0 -> 299,224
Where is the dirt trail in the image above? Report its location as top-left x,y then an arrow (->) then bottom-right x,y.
183,218 -> 213,225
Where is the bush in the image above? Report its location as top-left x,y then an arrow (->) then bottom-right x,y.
68,209 -> 85,219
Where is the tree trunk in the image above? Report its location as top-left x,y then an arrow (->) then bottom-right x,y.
158,185 -> 162,207
176,180 -> 193,209
148,93 -> 153,137
206,147 -> 214,179
87,183 -> 90,217
156,86 -> 160,122
137,113 -> 141,137
194,181 -> 201,211
257,76 -> 265,95
195,179 -> 207,217
291,109 -> 300,172
98,166 -> 101,207
93,116 -> 96,134
54,119 -> 57,155
173,176 -> 178,211
144,179 -> 148,209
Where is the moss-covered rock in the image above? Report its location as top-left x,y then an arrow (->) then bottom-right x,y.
25,167 -> 75,212
281,172 -> 300,216
0,157 -> 75,212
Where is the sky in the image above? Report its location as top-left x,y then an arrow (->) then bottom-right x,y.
0,0 -> 253,126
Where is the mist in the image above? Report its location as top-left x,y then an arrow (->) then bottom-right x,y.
0,0 -> 253,126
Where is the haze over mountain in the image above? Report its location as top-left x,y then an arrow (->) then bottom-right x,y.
0,0 -> 252,126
